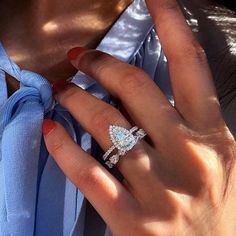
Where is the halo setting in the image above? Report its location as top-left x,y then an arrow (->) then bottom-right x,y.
103,125 -> 147,168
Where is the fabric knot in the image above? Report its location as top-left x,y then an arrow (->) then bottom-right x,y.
20,70 -> 53,113
0,42 -> 53,113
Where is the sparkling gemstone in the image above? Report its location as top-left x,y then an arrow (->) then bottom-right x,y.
106,161 -> 113,168
109,155 -> 119,164
109,125 -> 136,152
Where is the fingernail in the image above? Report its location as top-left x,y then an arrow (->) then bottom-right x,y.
67,47 -> 89,61
52,79 -> 70,95
42,119 -> 56,136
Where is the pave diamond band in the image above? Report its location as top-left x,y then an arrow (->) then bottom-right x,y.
103,125 -> 147,168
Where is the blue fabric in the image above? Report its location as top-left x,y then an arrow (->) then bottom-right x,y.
0,47 -> 52,236
0,44 -> 87,236
0,0 -> 172,235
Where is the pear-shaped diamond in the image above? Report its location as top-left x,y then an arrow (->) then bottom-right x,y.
109,125 -> 136,154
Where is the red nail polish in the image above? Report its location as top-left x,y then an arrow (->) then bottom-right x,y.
51,79 -> 70,95
42,119 -> 56,136
67,47 -> 89,61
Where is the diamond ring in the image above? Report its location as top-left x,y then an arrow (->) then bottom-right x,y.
103,125 -> 147,168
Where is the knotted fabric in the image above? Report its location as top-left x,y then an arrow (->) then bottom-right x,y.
0,43 -> 53,235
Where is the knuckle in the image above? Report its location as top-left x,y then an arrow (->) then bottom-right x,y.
198,160 -> 222,205
79,50 -> 106,69
127,222 -> 162,236
49,136 -> 65,156
183,140 -> 220,194
159,1 -> 179,12
58,85 -> 79,105
75,167 -> 103,192
201,158 -> 220,185
119,69 -> 149,93
91,54 -> 110,74
89,52 -> 120,77
169,41 -> 207,66
91,106 -> 124,130
185,42 -> 207,64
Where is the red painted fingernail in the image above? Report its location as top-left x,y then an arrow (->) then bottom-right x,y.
51,79 -> 70,95
42,119 -> 56,136
67,47 -> 89,61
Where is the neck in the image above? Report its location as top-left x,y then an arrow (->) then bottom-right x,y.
29,0 -> 132,38
0,0 -> 132,84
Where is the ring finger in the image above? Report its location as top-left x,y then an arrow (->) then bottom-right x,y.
55,84 -> 165,200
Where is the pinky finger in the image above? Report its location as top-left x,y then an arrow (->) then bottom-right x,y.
42,119 -> 137,230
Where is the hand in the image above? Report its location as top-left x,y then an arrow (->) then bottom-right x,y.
43,0 -> 236,235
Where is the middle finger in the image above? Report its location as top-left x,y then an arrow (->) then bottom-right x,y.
68,49 -> 182,146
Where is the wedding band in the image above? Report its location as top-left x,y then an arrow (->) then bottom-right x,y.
103,125 -> 147,168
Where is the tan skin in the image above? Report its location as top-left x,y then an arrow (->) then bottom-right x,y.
1,0 -> 236,235
0,0 -> 132,91
40,0 -> 236,235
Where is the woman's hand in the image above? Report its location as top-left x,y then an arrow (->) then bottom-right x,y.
43,0 -> 236,235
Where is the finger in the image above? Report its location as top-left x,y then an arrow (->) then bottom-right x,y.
42,119 -> 138,229
57,86 -> 176,208
145,0 -> 223,128
67,48 -> 182,145
55,85 -> 170,204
